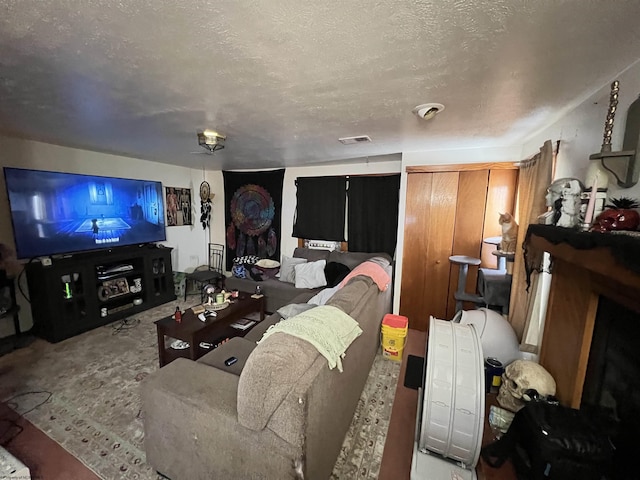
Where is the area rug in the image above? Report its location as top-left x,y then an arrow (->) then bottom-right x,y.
0,299 -> 400,479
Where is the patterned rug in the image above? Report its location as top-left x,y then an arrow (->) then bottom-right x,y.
0,299 -> 400,479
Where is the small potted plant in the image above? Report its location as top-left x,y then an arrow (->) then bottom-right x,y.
591,197 -> 640,232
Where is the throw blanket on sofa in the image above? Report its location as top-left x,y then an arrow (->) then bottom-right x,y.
259,305 -> 362,372
338,261 -> 390,291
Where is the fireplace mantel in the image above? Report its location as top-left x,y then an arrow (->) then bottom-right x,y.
527,225 -> 640,408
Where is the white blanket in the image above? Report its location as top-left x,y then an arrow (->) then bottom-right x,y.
259,305 -> 362,372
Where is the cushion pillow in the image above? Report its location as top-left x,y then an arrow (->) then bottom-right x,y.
232,264 -> 247,279
307,285 -> 340,305
324,261 -> 351,287
277,303 -> 317,319
279,256 -> 307,283
233,255 -> 260,266
255,258 -> 280,268
294,260 -> 328,289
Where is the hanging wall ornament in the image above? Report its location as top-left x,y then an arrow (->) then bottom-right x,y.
257,235 -> 267,258
266,227 -> 277,256
230,184 -> 275,235
199,181 -> 212,230
246,236 -> 256,256
226,223 -> 237,250
236,232 -> 246,257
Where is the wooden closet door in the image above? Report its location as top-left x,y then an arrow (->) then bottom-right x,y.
400,171 -> 458,331
444,170 -> 489,319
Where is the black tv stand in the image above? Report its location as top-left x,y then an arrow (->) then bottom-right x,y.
26,245 -> 176,342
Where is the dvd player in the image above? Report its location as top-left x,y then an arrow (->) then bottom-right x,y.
97,264 -> 134,280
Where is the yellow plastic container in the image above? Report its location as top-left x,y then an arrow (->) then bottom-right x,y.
381,314 -> 408,362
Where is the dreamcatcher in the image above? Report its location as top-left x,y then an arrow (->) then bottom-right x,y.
199,181 -> 212,229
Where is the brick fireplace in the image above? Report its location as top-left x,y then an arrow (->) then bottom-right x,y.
528,227 -> 640,408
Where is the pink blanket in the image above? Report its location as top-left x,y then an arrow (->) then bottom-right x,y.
339,261 -> 390,291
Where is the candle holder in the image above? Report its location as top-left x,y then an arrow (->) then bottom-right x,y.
589,80 -> 640,188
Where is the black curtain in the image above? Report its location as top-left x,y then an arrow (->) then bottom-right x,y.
347,175 -> 400,256
223,169 -> 285,270
293,176 -> 346,241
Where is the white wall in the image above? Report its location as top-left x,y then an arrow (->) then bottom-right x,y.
522,59 -> 640,200
205,155 -> 403,268
0,135 -> 210,335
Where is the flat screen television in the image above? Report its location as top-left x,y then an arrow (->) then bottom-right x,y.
3,167 -> 166,259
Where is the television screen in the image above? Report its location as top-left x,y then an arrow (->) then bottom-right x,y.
3,167 -> 166,259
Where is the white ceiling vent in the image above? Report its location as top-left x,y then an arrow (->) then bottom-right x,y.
338,135 -> 372,145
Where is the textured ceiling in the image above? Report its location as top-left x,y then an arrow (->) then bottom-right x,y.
1,0 -> 640,169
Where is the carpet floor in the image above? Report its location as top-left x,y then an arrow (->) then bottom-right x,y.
0,299 -> 400,480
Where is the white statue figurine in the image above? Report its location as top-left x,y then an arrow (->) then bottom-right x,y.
539,178 -> 585,228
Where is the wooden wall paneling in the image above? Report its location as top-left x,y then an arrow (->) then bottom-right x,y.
538,259 -> 595,407
480,169 -> 518,268
531,232 -> 640,408
399,173 -> 435,330
445,170 -> 490,320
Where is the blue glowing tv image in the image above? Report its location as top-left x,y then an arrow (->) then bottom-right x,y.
3,167 -> 166,259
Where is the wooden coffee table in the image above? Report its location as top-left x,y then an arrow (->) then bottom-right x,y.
155,292 -> 264,367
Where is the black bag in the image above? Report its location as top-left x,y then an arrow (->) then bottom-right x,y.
482,401 -> 616,480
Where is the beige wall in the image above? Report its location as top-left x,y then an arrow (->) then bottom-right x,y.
0,135 -> 210,335
522,58 -> 640,200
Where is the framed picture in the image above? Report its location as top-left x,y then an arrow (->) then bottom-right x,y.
166,187 -> 193,226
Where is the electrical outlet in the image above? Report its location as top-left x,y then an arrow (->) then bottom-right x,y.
189,255 -> 199,265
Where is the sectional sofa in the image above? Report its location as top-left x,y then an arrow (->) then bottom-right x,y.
141,254 -> 393,479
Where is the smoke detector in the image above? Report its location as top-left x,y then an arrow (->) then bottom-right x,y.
413,103 -> 445,120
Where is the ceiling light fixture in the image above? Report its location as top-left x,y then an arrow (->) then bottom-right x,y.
413,103 -> 445,120
197,129 -> 226,153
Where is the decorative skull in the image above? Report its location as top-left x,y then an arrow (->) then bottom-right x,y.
591,208 -> 640,233
497,360 -> 556,412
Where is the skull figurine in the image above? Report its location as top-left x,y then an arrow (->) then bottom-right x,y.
497,360 -> 556,412
591,208 -> 640,233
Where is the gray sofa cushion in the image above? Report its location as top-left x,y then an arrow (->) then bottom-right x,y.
237,332 -> 319,431
326,276 -> 374,316
224,276 -> 322,313
293,247 -> 331,263
197,337 -> 257,376
277,303 -> 317,319
327,250 -> 392,270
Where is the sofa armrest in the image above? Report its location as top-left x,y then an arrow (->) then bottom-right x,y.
142,359 -> 301,480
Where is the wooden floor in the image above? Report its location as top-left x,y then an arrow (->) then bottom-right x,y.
378,328 -> 517,480
0,402 -> 99,480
